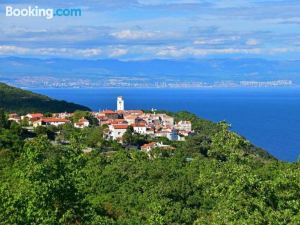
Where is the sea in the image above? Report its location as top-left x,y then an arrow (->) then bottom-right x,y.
30,87 -> 300,162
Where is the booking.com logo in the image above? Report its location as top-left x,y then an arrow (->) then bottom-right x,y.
5,6 -> 82,19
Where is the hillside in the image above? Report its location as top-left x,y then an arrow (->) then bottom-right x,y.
0,82 -> 90,113
1,108 -> 299,224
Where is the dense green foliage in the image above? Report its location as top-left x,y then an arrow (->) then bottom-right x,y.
0,110 -> 299,224
0,83 -> 90,113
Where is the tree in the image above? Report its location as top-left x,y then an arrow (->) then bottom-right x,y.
0,110 -> 299,224
123,126 -> 134,144
208,122 -> 250,161
0,109 -> 8,129
72,110 -> 90,122
84,127 -> 104,148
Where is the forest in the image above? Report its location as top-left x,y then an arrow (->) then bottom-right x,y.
0,109 -> 299,225
0,82 -> 90,113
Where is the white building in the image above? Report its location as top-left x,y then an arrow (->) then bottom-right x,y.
176,121 -> 192,132
8,113 -> 20,123
133,124 -> 147,134
117,96 -> 124,111
74,117 -> 90,129
141,142 -> 174,153
161,114 -> 174,126
33,118 -> 69,127
155,128 -> 179,141
167,129 -> 179,141
109,124 -> 128,140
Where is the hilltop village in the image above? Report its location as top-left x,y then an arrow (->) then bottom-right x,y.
7,97 -> 193,152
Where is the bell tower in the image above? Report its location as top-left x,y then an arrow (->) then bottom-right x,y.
117,96 -> 124,111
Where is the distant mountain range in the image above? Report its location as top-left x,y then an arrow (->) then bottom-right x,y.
0,82 -> 90,113
0,57 -> 298,88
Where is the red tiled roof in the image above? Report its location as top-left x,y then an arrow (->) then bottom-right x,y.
124,115 -> 137,119
28,113 -> 44,118
110,119 -> 125,122
97,116 -> 108,121
141,142 -> 157,149
41,118 -> 69,123
112,124 -> 128,129
102,110 -> 117,114
127,110 -> 143,114
78,117 -> 89,123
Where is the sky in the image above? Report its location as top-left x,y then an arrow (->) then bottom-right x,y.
1,0 -> 300,60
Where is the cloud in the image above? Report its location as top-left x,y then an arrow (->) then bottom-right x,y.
193,36 -> 240,45
1,0 -> 300,60
0,45 -> 29,54
246,39 -> 259,46
155,46 -> 262,58
109,48 -> 128,57
111,30 -> 160,40
2,44 -> 300,60
0,45 -> 102,57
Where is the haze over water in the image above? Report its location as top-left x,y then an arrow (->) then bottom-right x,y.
31,87 -> 300,162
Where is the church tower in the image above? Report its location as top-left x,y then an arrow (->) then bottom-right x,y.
117,96 -> 124,111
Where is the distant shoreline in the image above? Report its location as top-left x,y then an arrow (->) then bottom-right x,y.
24,86 -> 300,90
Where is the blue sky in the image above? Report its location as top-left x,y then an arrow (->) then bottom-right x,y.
1,0 -> 300,60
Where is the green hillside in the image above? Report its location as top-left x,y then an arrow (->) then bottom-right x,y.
1,109 -> 299,224
0,82 -> 90,113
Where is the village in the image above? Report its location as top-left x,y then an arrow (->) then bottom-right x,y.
7,97 -> 193,152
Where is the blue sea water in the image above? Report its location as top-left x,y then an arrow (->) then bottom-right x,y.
30,88 -> 300,162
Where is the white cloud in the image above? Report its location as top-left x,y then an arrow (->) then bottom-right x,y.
0,45 -> 102,58
0,45 -> 29,54
1,44 -> 300,59
194,36 -> 240,45
111,30 -> 159,40
246,39 -> 259,46
109,48 -> 128,57
156,46 -> 262,57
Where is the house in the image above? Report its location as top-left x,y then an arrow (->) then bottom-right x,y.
178,130 -> 191,137
158,114 -> 174,126
74,117 -> 89,129
109,124 -> 129,140
97,115 -> 108,125
122,110 -> 143,117
56,112 -> 73,119
146,127 -> 155,135
123,114 -> 137,125
102,110 -> 119,119
176,120 -> 192,132
23,113 -> 44,120
155,128 -> 179,141
109,119 -> 127,125
133,124 -> 147,134
126,110 -> 143,115
167,128 -> 179,141
33,118 -> 69,127
141,142 -> 158,153
141,142 -> 174,153
8,113 -> 20,123
21,113 -> 44,125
